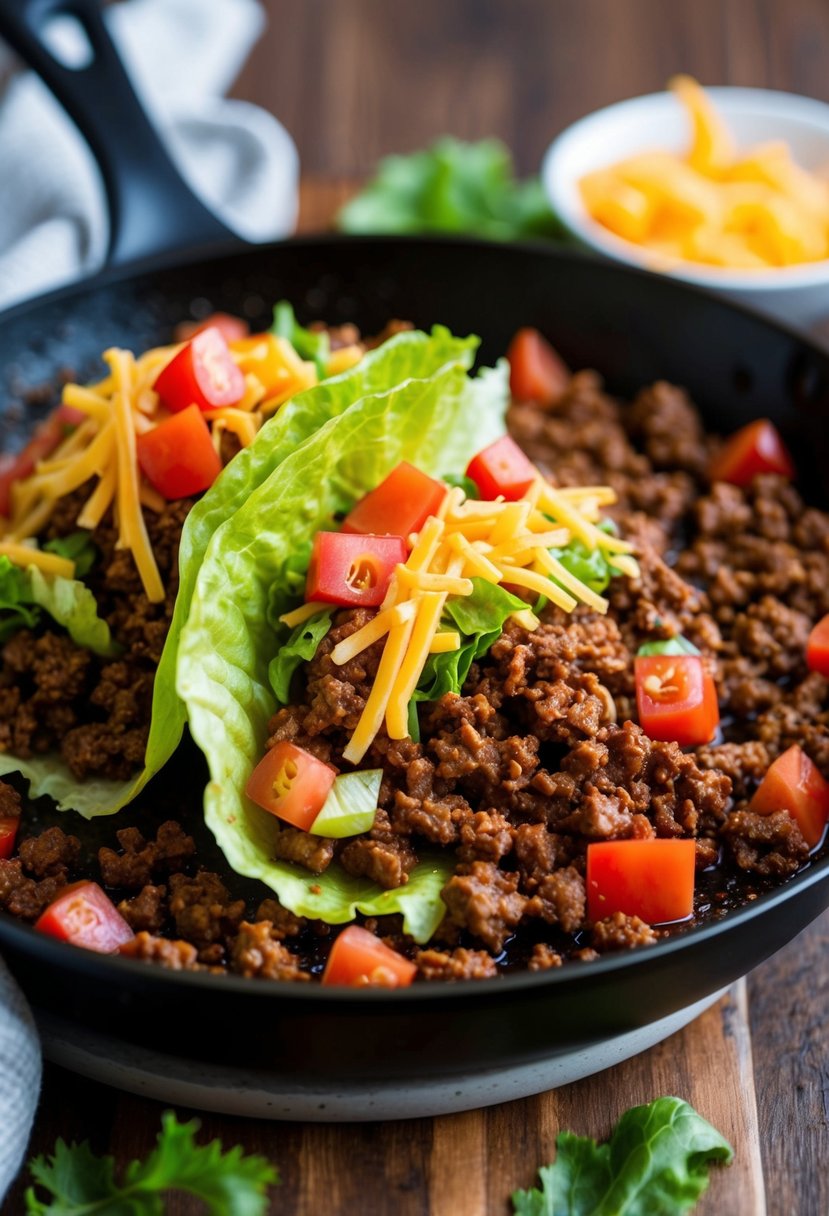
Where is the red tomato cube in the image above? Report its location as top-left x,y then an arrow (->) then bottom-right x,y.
174,312 -> 250,344
806,614 -> 829,679
0,816 -> 18,860
506,327 -> 569,405
342,462 -> 446,538
154,326 -> 245,413
466,435 -> 537,502
587,839 -> 696,925
709,418 -> 795,486
137,404 -> 222,499
322,924 -> 417,987
635,655 -> 719,747
749,744 -> 829,849
35,882 -> 134,953
246,741 -> 336,831
306,532 -> 406,608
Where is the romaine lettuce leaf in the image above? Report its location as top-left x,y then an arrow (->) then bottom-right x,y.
512,1096 -> 733,1216
29,326 -> 480,819
27,566 -> 118,658
414,579 -> 526,702
268,608 -> 334,706
271,300 -> 330,377
177,342 -> 508,937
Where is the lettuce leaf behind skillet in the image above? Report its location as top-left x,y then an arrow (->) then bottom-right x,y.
176,343 -> 508,939
0,328 -> 477,821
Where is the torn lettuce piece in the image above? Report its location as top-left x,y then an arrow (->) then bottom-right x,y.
310,770 -> 382,838
511,1096 -> 733,1216
268,608 -> 334,706
43,530 -> 97,578
27,567 -> 118,658
414,579 -> 527,702
0,556 -> 115,656
177,337 -> 507,933
271,300 -> 330,378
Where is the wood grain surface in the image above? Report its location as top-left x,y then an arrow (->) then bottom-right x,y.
8,979 -> 767,1215
7,3 -> 829,1211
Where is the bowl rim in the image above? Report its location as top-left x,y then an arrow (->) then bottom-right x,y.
542,84 -> 829,291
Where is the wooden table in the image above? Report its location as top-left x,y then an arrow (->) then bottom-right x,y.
8,3 -> 829,1211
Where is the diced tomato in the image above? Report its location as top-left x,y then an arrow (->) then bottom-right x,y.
587,839 -> 696,925
709,419 -> 795,486
154,326 -> 245,413
506,327 -> 569,406
0,816 -> 18,860
35,881 -> 134,953
174,312 -> 250,344
306,532 -> 406,608
466,435 -> 537,502
136,404 -> 222,499
749,744 -> 829,849
246,741 -> 336,831
635,654 -> 719,747
0,406 -> 78,517
806,614 -> 829,679
342,462 -> 446,538
321,924 -> 417,988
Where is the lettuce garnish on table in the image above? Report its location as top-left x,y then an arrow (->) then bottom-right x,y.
176,330 -> 507,939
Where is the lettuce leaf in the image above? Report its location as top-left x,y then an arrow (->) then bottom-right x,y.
44,531 -> 97,578
271,300 -> 329,377
0,554 -> 115,655
512,1097 -> 733,1216
268,609 -> 334,705
414,579 -> 526,702
177,339 -> 507,937
27,567 -> 117,658
25,326 -> 478,820
338,136 -> 565,242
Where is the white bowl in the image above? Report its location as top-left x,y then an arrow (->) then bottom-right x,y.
542,87 -> 829,330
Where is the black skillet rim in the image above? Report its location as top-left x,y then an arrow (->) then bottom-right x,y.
0,232 -> 827,1003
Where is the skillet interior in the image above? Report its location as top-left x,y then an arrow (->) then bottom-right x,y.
1,235 -> 828,1084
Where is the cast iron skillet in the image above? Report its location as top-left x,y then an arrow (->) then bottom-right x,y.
0,0 -> 828,1087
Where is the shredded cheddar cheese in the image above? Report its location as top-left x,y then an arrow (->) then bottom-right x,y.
320,464 -> 638,762
0,323 -> 336,601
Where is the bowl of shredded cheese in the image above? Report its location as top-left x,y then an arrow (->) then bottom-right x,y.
542,78 -> 829,329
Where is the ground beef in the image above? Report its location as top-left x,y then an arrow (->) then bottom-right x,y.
98,821 -> 194,889
230,921 -> 311,981
0,493 -> 194,781
272,827 -> 335,875
119,932 -> 202,970
0,859 -> 66,921
18,826 -> 79,879
721,810 -> 810,876
255,898 -> 305,939
339,832 -> 418,889
167,871 -> 245,951
415,947 -> 498,981
591,912 -> 658,951
118,884 -> 167,934
441,862 -> 526,952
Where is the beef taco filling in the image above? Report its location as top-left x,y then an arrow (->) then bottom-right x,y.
0,317 -> 826,985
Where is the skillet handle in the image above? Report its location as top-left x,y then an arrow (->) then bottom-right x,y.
0,0 -> 241,266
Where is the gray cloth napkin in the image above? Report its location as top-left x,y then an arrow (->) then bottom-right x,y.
0,959 -> 41,1199
0,0 -> 299,1199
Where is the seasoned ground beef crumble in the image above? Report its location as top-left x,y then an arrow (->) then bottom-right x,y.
1,357 -> 827,982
